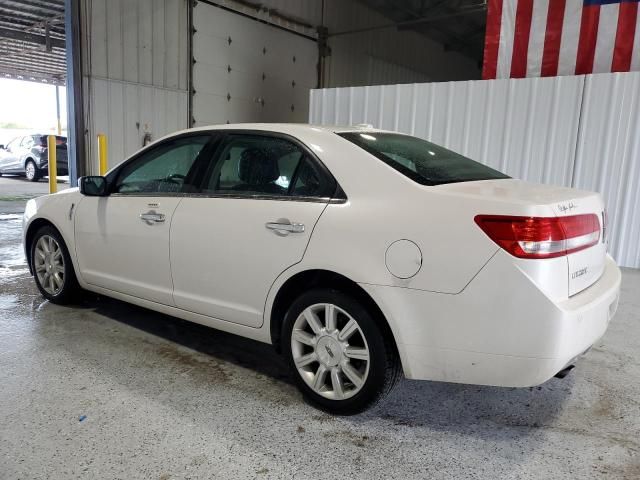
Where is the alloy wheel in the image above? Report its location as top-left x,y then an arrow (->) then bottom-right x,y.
34,235 -> 65,296
25,162 -> 36,180
291,303 -> 370,400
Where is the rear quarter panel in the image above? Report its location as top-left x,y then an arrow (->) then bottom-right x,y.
300,185 -> 566,295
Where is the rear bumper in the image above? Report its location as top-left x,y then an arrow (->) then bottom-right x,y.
361,253 -> 621,387
37,161 -> 69,174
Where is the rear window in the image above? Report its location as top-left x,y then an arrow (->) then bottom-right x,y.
37,135 -> 67,147
338,132 -> 509,185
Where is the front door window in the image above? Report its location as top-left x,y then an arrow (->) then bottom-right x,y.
114,135 -> 211,194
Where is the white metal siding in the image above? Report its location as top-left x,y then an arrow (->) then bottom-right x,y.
209,0 -> 322,37
88,78 -> 188,172
309,72 -> 640,268
81,0 -> 190,172
574,72 -> 640,269
86,0 -> 189,90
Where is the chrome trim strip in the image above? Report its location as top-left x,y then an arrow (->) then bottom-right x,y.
109,192 -> 346,204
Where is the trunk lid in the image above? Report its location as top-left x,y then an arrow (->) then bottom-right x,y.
550,192 -> 606,296
437,179 -> 606,297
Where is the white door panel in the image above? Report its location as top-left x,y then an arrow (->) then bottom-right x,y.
171,198 -> 326,327
75,196 -> 181,305
192,3 -> 317,126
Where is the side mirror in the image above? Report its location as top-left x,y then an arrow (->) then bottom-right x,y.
79,176 -> 108,196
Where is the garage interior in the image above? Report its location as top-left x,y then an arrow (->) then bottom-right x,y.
1,1 -> 639,479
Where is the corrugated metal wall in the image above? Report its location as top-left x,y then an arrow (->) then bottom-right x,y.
210,0 -> 322,37
86,0 -> 189,90
365,56 -> 430,86
310,76 -> 584,186
82,0 -> 189,172
309,72 -> 640,268
574,73 -> 640,269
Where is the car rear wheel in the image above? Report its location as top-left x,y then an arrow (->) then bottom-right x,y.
283,288 -> 401,415
25,160 -> 40,182
31,226 -> 80,304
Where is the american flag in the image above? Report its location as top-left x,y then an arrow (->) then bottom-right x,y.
482,0 -> 640,79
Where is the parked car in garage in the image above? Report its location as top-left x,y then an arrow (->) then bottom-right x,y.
0,134 -> 68,181
21,124 -> 621,414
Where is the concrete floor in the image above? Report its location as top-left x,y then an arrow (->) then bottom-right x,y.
1,179 -> 639,480
0,175 -> 68,215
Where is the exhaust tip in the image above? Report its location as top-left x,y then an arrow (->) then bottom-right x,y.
554,365 -> 575,379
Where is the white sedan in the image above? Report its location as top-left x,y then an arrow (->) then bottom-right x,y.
22,124 -> 621,414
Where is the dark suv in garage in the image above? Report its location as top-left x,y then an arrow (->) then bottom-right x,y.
0,134 -> 68,181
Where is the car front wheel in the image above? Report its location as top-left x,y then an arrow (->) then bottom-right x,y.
25,160 -> 40,182
31,226 -> 80,304
283,289 -> 401,415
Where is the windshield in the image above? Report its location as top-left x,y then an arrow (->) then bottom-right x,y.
338,132 -> 509,185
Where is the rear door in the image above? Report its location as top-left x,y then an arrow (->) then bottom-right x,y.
75,134 -> 214,305
170,132 -> 336,327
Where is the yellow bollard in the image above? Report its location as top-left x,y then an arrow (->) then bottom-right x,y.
47,135 -> 57,194
98,134 -> 108,175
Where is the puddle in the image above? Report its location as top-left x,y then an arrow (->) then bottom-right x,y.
0,212 -> 28,278
0,294 -> 19,310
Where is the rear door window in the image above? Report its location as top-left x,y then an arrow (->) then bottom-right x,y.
338,132 -> 509,185
203,134 -> 335,199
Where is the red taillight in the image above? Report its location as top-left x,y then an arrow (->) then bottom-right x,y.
474,214 -> 600,259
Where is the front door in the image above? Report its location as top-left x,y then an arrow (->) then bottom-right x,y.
0,137 -> 22,172
74,134 -> 214,305
170,133 -> 337,327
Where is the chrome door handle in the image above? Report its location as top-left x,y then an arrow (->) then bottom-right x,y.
140,212 -> 166,224
265,221 -> 305,235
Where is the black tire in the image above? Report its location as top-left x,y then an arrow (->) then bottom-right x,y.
30,225 -> 80,304
282,288 -> 402,415
25,160 -> 40,182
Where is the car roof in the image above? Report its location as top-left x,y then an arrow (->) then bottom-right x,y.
167,123 -> 392,137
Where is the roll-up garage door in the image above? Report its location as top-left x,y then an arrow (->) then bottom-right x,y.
192,3 -> 318,126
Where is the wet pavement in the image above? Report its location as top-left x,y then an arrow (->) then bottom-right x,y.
0,185 -> 639,479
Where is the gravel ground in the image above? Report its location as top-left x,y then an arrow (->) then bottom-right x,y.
0,191 -> 639,480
